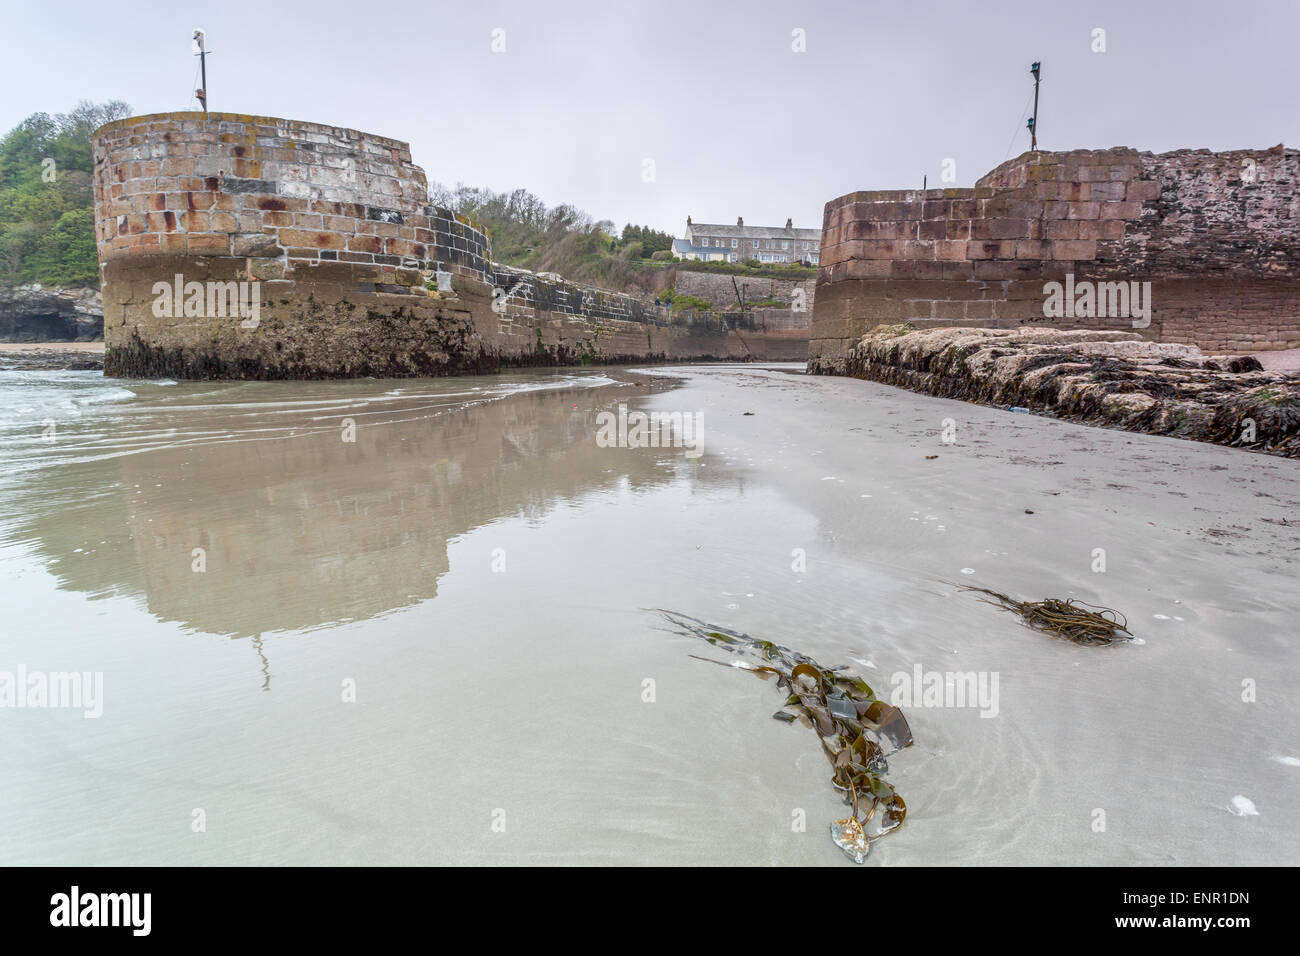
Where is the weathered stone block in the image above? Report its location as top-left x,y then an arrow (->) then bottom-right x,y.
1099,201 -> 1143,220
969,240 -> 1014,260
221,177 -> 278,195
277,229 -> 345,250
971,219 -> 1028,240
1015,240 -> 1051,260
1088,181 -> 1127,201
232,234 -> 283,257
1047,220 -> 1079,239
187,235 -> 230,254
1126,179 -> 1162,201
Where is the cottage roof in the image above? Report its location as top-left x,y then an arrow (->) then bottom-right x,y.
687,222 -> 821,242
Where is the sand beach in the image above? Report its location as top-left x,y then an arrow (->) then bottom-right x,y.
0,363 -> 1295,865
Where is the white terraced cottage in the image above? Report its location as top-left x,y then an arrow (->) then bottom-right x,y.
673,216 -> 821,265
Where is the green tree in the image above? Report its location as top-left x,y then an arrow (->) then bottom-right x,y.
0,99 -> 130,287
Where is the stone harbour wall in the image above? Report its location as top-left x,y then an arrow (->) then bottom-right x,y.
809,145 -> 1300,372
92,112 -> 798,378
93,112 -> 490,279
668,268 -> 817,312
491,265 -> 660,325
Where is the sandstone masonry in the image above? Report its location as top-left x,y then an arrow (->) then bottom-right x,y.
809,146 -> 1299,373
92,112 -> 803,378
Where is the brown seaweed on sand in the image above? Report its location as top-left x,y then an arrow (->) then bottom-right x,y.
959,586 -> 1132,646
658,610 -> 913,864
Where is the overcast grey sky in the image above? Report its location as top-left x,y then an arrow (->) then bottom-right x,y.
3,0 -> 1296,234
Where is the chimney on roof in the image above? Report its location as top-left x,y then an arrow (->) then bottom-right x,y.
686,216 -> 692,226
737,216 -> 744,227
785,218 -> 793,230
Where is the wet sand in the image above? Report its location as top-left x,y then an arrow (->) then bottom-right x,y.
0,364 -> 1297,865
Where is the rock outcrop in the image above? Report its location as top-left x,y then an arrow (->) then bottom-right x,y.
841,324 -> 1300,456
0,285 -> 103,341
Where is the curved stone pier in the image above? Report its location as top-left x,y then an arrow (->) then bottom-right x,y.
92,112 -> 806,378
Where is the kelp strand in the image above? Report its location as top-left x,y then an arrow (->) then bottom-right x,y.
660,610 -> 913,863
959,585 -> 1132,646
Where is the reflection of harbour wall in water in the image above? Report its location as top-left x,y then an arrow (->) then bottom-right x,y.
111,384 -> 702,636
91,112 -> 807,378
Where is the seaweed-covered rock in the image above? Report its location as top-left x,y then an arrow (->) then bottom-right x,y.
841,325 -> 1300,456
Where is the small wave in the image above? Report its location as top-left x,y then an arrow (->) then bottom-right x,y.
74,387 -> 136,405
494,373 -> 616,394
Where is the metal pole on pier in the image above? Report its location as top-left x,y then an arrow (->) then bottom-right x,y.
1028,61 -> 1041,150
193,30 -> 209,112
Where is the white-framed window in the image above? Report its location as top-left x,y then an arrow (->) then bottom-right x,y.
752,240 -> 758,248
782,241 -> 788,250
731,238 -> 737,247
803,241 -> 809,250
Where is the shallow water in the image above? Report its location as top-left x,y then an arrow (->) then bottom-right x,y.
1,364 -> 1298,865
